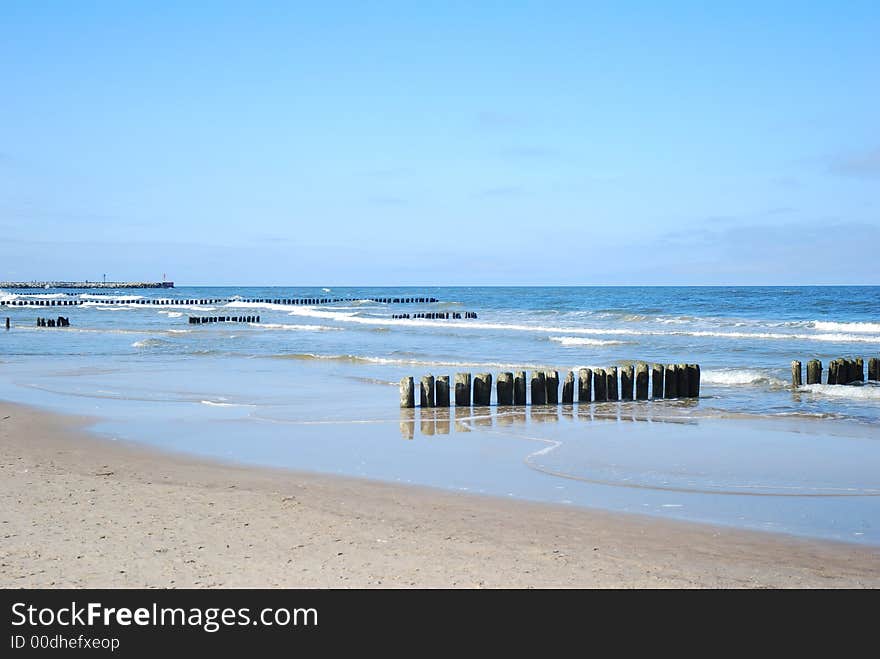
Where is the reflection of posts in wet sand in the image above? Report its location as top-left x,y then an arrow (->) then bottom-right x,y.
496,409 -> 526,428
399,408 -> 415,440
472,406 -> 493,428
434,408 -> 451,435
408,401 -> 694,438
453,408 -> 472,433
530,406 -> 559,423
576,404 -> 594,422
420,408 -> 436,436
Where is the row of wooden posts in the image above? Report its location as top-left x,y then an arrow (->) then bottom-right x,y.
36,317 -> 70,327
188,316 -> 261,324
391,312 -> 477,320
400,363 -> 701,408
791,357 -> 879,387
1,296 -> 439,307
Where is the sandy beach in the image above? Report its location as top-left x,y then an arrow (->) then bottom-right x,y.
1,400 -> 879,588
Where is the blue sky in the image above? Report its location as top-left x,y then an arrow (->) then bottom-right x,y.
1,1 -> 877,285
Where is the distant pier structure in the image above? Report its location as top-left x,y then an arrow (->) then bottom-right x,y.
0,281 -> 174,289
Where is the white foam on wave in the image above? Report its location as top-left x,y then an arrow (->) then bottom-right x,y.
276,353 -> 548,370
277,307 -> 880,343
686,330 -> 880,343
812,321 -> 880,334
88,304 -> 134,311
200,400 -> 257,408
131,338 -> 171,348
800,383 -> 880,400
701,369 -> 787,387
550,336 -> 627,347
158,311 -> 183,318
82,301 -> 212,311
252,323 -> 342,332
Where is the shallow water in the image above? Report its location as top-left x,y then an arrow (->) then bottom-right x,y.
1,286 -> 878,544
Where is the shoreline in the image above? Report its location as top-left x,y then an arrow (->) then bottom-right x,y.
2,399 -> 879,588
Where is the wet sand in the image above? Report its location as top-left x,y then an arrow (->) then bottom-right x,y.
1,400 -> 879,588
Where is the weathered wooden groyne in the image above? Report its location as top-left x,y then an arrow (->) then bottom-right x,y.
0,281 -> 173,289
0,295 -> 439,307
400,363 -> 700,407
791,357 -> 879,386
188,316 -> 260,324
392,312 -> 477,320
36,317 -> 70,327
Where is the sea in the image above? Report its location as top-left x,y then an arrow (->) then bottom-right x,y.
1,286 -> 878,544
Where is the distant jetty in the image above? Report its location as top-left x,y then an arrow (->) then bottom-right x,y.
0,281 -> 174,289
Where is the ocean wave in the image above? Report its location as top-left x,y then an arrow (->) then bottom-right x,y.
812,321 -> 880,334
82,301 -> 212,311
685,330 -> 880,343
701,369 -> 787,387
550,336 -> 627,347
252,323 -> 342,331
80,293 -> 143,300
270,353 -> 548,370
800,383 -> 880,400
158,311 -> 183,318
200,400 -> 257,408
279,307 -> 880,343
131,338 -> 172,348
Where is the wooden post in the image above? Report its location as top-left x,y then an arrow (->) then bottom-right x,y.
620,365 -> 634,400
841,358 -> 853,384
806,359 -> 822,385
688,364 -> 700,398
577,368 -> 592,403
4,317 -> 8,330
827,360 -> 839,385
473,373 -> 492,406
651,364 -> 664,399
514,371 -> 527,406
400,377 -> 415,408
854,357 -> 864,383
593,368 -> 607,401
665,365 -> 678,398
530,371 -> 547,405
869,357 -> 880,382
606,367 -> 618,401
420,375 -> 435,407
635,363 -> 649,400
545,370 -> 559,404
562,371 -> 574,404
676,363 -> 688,398
635,362 -> 648,400
435,376 -> 450,406
497,372 -> 514,406
454,373 -> 471,406
791,360 -> 802,388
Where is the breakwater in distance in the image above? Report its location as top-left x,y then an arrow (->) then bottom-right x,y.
0,295 -> 439,307
0,281 -> 174,289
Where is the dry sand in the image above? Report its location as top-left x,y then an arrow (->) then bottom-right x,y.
1,400 -> 878,588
